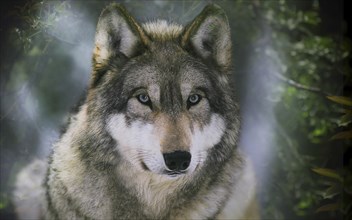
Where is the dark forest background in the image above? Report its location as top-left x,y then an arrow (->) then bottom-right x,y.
1,0 -> 350,219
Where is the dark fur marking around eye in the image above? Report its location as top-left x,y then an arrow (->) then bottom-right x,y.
136,93 -> 153,110
187,94 -> 202,109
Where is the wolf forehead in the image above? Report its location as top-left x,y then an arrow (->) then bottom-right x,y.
120,47 -> 212,86
142,20 -> 184,41
122,61 -> 211,91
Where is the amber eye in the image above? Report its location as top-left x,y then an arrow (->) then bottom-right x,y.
187,94 -> 202,107
137,94 -> 150,104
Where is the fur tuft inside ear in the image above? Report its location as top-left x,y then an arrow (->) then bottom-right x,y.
181,4 -> 232,72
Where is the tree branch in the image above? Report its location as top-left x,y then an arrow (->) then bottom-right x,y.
273,72 -> 332,96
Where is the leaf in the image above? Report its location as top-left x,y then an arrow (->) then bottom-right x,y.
312,168 -> 343,182
339,112 -> 352,126
323,184 -> 341,199
316,203 -> 339,212
330,130 -> 352,140
327,96 -> 352,106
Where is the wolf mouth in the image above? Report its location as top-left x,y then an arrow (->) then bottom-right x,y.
164,170 -> 187,177
163,162 -> 202,177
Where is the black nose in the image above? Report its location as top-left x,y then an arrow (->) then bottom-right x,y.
163,151 -> 191,172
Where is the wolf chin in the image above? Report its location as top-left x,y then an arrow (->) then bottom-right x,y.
13,3 -> 259,219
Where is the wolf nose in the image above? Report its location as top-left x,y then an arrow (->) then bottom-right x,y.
163,151 -> 191,171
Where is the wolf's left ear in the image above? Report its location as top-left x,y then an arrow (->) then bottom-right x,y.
181,4 -> 232,72
93,3 -> 150,67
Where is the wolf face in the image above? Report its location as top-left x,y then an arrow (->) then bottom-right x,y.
105,58 -> 227,176
85,4 -> 239,178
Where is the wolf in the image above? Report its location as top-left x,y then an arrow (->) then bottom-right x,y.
13,3 -> 259,219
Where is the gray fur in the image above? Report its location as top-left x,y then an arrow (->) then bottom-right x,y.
13,3 -> 259,219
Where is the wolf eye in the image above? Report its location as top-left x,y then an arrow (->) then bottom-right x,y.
187,94 -> 202,107
137,94 -> 150,104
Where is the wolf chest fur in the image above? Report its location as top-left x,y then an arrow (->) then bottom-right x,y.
14,3 -> 259,219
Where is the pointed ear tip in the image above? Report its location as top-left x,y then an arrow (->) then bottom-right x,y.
106,2 -> 125,9
205,3 -> 222,9
204,3 -> 226,15
100,3 -> 127,16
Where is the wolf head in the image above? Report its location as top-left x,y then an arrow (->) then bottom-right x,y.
84,3 -> 239,177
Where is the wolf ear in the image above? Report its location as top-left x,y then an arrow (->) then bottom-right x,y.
181,4 -> 232,72
92,3 -> 150,70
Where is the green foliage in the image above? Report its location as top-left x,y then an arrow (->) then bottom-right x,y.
327,96 -> 352,107
242,0 -> 349,219
312,168 -> 343,183
311,96 -> 352,216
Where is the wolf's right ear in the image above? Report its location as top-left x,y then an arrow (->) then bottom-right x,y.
92,4 -> 150,74
181,4 -> 232,72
